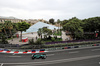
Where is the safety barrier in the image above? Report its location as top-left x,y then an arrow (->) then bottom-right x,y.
45,44 -> 100,51
0,49 -> 48,54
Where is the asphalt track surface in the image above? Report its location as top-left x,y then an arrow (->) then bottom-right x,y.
0,46 -> 100,66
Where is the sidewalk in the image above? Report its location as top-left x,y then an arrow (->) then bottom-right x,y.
7,32 -> 39,45
7,38 -> 28,45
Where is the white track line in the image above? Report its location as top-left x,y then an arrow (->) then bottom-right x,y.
1,63 -> 3,66
9,56 -> 21,57
47,54 -> 55,56
91,49 -> 100,51
69,51 -> 79,54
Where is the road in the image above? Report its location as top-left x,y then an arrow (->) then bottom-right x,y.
0,46 -> 100,66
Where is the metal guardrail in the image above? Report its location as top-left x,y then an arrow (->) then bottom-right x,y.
45,43 -> 100,51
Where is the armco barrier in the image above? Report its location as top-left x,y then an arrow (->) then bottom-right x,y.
46,44 -> 100,51
45,44 -> 100,51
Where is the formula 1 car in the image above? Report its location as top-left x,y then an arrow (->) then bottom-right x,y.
32,54 -> 47,59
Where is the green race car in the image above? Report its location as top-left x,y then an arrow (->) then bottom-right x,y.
32,54 -> 47,59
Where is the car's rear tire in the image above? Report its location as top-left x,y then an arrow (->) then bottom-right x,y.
32,57 -> 35,59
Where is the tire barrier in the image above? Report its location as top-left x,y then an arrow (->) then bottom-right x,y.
0,49 -> 48,54
62,47 -> 71,49
74,46 -> 79,48
92,44 -> 100,46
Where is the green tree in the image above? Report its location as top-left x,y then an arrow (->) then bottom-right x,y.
4,21 -> 13,38
1,35 -> 9,44
49,18 -> 55,24
0,22 -> 13,43
61,20 -> 68,26
37,28 -> 43,39
37,27 -> 52,39
63,17 -> 84,39
12,23 -> 18,33
81,17 -> 100,39
57,19 -> 61,33
57,19 -> 60,24
17,22 -> 31,41
0,23 -> 4,42
2,22 -> 8,38
82,17 -> 100,32
42,27 -> 52,39
0,23 -> 3,33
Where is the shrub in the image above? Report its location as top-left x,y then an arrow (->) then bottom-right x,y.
35,38 -> 44,45
28,38 -> 35,44
51,37 -> 55,42
54,36 -> 57,39
47,36 -> 52,40
0,35 -> 9,44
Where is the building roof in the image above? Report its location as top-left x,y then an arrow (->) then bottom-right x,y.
23,22 -> 58,33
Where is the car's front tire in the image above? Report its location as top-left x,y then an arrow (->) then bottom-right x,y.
42,56 -> 47,59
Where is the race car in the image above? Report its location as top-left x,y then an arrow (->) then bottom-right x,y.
32,54 -> 47,59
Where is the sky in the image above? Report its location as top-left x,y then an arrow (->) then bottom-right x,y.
0,0 -> 100,21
